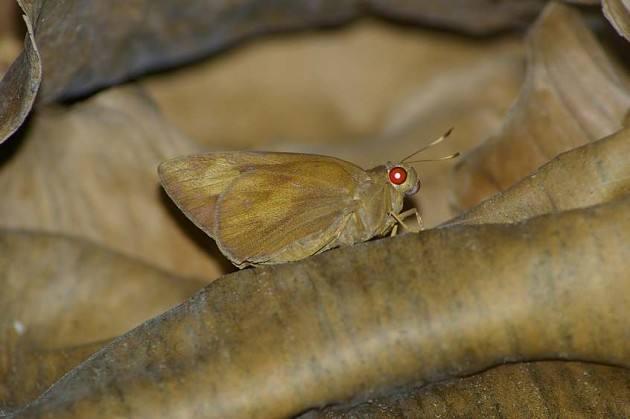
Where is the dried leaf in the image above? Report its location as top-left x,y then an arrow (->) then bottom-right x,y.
2,342 -> 107,413
564,0 -> 600,4
0,0 -> 545,145
19,0 -> 358,106
603,0 -> 630,41
0,230 -> 205,409
449,127 -> 630,225
302,361 -> 630,418
0,0 -> 350,144
12,198 -> 629,418
0,6 -> 40,145
452,3 -> 630,209
368,0 -> 546,34
0,86 -> 229,279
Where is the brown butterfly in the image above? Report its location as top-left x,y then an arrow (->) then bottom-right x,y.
159,129 -> 458,268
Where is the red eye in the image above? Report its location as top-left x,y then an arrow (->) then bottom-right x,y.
388,166 -> 407,185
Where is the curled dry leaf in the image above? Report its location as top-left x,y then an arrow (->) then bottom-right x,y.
603,0 -> 630,41
12,198 -> 629,418
2,341 -> 107,414
0,0 -> 545,145
0,3 -> 40,146
0,86 -> 230,279
564,0 -> 601,4
0,0 -> 353,145
0,230 -> 205,410
369,0 -> 546,34
12,0 -> 358,106
452,2 -> 630,210
449,127 -> 630,225
302,361 -> 630,418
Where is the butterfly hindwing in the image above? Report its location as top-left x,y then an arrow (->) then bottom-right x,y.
214,160 -> 365,265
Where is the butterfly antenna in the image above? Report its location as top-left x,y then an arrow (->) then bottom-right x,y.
400,128 -> 454,163
406,152 -> 460,164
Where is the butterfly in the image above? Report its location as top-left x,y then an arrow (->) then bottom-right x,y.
159,129 -> 458,268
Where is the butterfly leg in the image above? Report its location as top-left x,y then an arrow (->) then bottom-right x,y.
400,208 -> 424,231
390,224 -> 399,237
390,208 -> 423,234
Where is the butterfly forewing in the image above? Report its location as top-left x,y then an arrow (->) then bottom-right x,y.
158,154 -> 241,238
158,152 -> 369,266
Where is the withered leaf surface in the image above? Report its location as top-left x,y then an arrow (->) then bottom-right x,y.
604,0 -> 630,41
0,230 -> 205,410
452,3 -> 630,209
450,127 -> 630,225
369,0 -> 546,34
0,3 -> 40,146
2,342 -> 109,413
12,198 -> 629,418
302,361 -> 630,418
0,86 -> 229,279
0,230 -> 205,349
0,0 -> 548,145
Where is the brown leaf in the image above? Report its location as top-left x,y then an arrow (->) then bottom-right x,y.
564,0 -> 600,4
0,86 -> 230,279
0,230 -> 205,409
302,361 -> 630,418
0,3 -> 40,146
368,0 -> 546,34
452,2 -> 630,210
25,0 -> 543,106
2,342 -> 107,413
449,126 -> 630,225
20,0 -> 359,106
12,197 -> 629,418
0,0 -> 352,144
0,0 -> 545,145
604,0 -> 630,41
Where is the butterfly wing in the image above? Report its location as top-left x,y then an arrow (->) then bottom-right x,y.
158,153 -> 244,239
214,160 -> 367,266
158,152 -> 369,266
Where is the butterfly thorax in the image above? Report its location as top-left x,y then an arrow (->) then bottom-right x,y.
328,166 -> 404,249
363,165 -> 405,235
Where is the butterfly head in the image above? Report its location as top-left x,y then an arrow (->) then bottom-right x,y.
385,128 -> 460,196
386,162 -> 420,196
